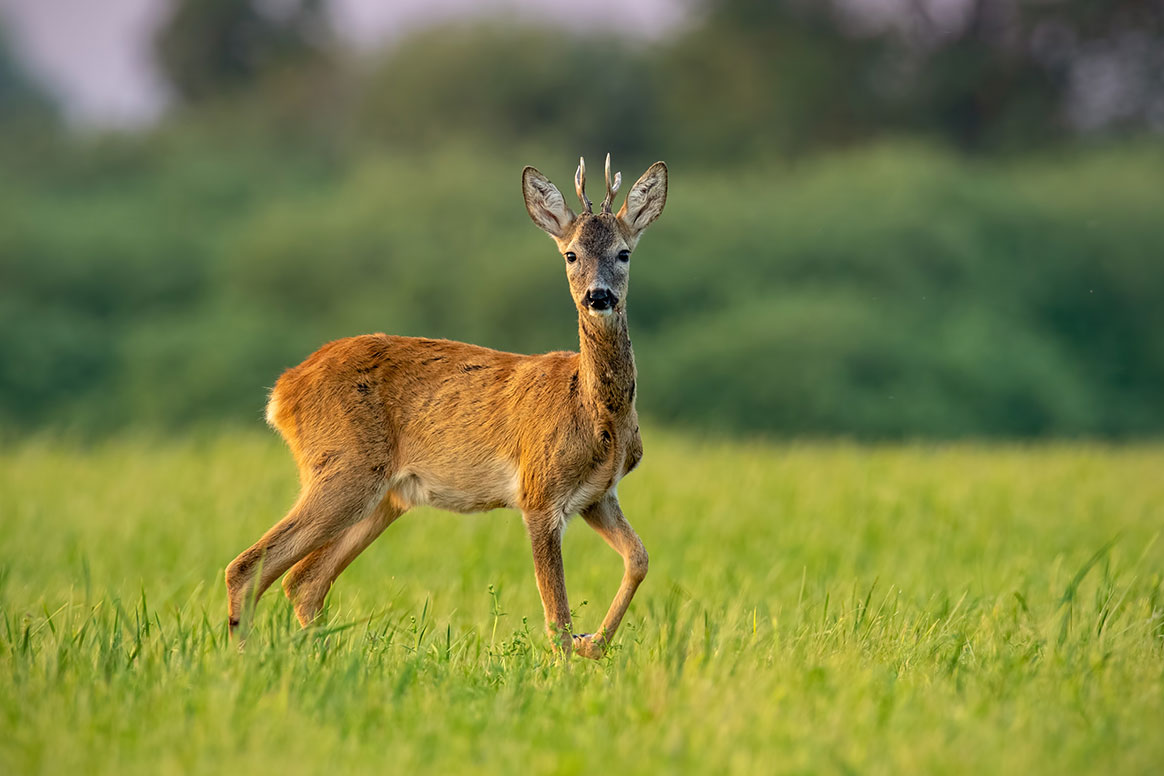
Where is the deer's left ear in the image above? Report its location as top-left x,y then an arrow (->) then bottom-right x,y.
522,167 -> 576,239
618,162 -> 667,242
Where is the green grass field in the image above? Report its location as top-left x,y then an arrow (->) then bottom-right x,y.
2,431 -> 1162,774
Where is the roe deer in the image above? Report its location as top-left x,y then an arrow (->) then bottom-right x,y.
225,154 -> 667,658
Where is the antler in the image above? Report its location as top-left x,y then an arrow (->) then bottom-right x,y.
601,152 -> 622,215
575,157 -> 593,214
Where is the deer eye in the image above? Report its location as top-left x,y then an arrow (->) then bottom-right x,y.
618,249 -> 630,262
564,252 -> 577,263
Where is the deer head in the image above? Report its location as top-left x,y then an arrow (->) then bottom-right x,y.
523,154 -> 668,320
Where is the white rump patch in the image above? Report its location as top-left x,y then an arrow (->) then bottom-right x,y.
265,395 -> 281,427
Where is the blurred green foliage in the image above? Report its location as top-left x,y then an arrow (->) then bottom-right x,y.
0,26 -> 55,130
156,0 -> 331,103
1,1 -> 1162,437
3,137 -> 1162,437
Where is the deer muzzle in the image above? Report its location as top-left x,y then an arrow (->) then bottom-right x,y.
583,288 -> 618,313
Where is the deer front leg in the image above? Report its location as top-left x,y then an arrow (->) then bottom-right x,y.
523,511 -> 573,655
575,495 -> 649,659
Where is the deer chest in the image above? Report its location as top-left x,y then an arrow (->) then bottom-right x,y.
559,425 -> 642,516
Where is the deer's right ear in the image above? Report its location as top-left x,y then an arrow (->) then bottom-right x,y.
522,167 -> 576,239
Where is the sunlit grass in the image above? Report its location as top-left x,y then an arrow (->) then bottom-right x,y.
2,431 -> 1162,774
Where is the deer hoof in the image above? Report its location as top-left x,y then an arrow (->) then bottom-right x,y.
572,634 -> 605,660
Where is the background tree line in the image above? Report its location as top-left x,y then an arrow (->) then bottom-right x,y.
1,0 -> 1162,438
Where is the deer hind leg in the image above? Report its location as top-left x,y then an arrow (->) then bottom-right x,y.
575,495 -> 649,659
225,467 -> 388,640
282,494 -> 405,627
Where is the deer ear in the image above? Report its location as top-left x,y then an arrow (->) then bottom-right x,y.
618,162 -> 667,239
522,167 -> 576,239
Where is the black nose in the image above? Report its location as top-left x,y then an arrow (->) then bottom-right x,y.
584,288 -> 618,310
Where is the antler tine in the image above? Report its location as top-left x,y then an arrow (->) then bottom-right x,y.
575,156 -> 593,213
602,152 -> 622,214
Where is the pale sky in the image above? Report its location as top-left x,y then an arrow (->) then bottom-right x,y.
0,0 -> 686,128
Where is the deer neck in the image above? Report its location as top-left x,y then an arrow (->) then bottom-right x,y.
577,310 -> 636,421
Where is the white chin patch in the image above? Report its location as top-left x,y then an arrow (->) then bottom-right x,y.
587,307 -> 614,318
